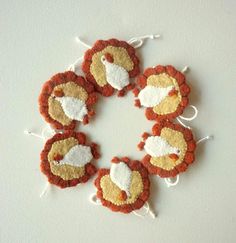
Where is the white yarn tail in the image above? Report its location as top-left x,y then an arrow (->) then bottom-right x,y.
89,193 -> 102,205
42,126 -> 56,138
68,56 -> 84,73
133,202 -> 157,219
182,66 -> 189,73
40,182 -> 50,198
24,126 -> 56,140
24,130 -> 44,139
75,37 -> 91,49
67,37 -> 91,74
179,105 -> 198,121
197,135 -> 213,144
177,105 -> 198,129
128,34 -> 161,48
176,117 -> 191,130
165,175 -> 180,187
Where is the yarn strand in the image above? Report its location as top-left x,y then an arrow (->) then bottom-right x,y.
24,130 -> 44,140
165,175 -> 180,187
197,135 -> 213,144
89,193 -> 102,205
133,202 -> 157,219
128,34 -> 161,48
179,105 -> 198,121
182,66 -> 189,73
68,56 -> 84,72
24,126 -> 56,141
176,117 -> 191,130
177,105 -> 198,129
40,182 -> 50,198
75,37 -> 92,49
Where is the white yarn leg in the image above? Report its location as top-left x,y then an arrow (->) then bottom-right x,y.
128,34 -> 161,48
40,182 -> 50,198
164,175 -> 180,187
133,202 -> 157,219
197,135 -> 213,144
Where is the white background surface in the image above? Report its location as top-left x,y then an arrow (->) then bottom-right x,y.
1,0 -> 236,242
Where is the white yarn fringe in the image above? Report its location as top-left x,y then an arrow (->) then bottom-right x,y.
165,175 -> 180,187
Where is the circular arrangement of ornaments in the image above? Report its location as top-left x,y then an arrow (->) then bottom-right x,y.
25,34 -> 212,218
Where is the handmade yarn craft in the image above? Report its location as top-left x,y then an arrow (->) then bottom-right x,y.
133,65 -> 190,121
92,157 -> 155,217
40,131 -> 99,188
138,120 -> 196,178
24,34 -> 212,218
82,39 -> 139,97
39,71 -> 98,130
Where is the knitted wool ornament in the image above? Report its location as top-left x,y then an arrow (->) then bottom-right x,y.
94,157 -> 150,214
138,120 -> 196,178
39,71 -> 98,130
82,39 -> 140,97
133,65 -> 190,121
40,131 -> 100,188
